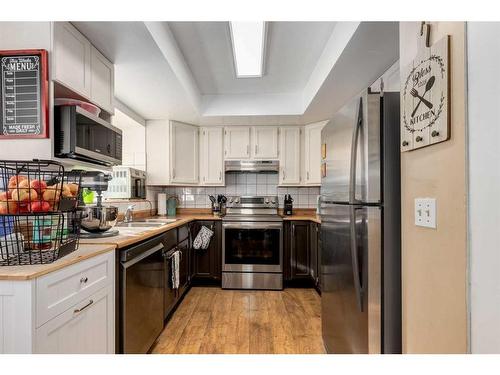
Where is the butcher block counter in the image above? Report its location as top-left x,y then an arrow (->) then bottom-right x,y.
279,209 -> 321,224
0,243 -> 116,281
79,213 -> 222,249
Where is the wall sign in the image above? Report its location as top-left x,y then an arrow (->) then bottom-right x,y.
0,49 -> 49,139
400,26 -> 450,152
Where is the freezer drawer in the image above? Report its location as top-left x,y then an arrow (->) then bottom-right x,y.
320,203 -> 381,354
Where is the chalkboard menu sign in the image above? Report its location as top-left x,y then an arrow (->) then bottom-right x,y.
0,49 -> 49,139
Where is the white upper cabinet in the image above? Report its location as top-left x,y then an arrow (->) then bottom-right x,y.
146,120 -> 171,185
224,127 -> 251,159
90,47 -> 114,114
252,126 -> 279,159
53,22 -> 91,98
170,121 -> 199,184
53,22 -> 115,113
279,127 -> 301,185
304,121 -> 327,185
200,127 -> 224,185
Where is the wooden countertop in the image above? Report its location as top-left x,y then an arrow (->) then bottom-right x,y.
281,214 -> 321,223
0,212 -> 320,281
80,214 -> 222,249
0,244 -> 116,281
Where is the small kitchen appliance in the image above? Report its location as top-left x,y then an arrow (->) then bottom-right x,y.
222,195 -> 283,290
105,166 -> 146,199
79,171 -> 119,238
284,194 -> 293,215
54,105 -> 122,167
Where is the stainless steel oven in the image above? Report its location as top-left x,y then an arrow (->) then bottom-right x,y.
222,195 -> 283,290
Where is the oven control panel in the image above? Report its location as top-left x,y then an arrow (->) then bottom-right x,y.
226,195 -> 278,208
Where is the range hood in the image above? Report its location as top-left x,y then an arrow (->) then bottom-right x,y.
225,160 -> 279,172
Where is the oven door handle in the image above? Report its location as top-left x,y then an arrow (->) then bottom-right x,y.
222,222 -> 283,230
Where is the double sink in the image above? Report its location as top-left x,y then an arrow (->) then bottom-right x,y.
115,218 -> 179,228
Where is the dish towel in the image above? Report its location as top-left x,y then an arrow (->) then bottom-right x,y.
192,226 -> 214,250
171,250 -> 180,289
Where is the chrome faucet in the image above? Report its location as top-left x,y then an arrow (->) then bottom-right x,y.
124,204 -> 135,223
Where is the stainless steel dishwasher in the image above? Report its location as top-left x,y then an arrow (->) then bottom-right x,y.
120,234 -> 165,354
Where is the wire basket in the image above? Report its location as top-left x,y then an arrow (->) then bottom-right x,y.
0,159 -> 82,213
0,211 -> 82,266
0,160 -> 83,266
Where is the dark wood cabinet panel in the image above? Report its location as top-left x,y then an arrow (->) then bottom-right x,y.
290,221 -> 311,279
284,221 -> 321,290
189,221 -> 222,283
178,238 -> 190,294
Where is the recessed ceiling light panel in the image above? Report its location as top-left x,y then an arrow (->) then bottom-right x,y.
229,21 -> 266,78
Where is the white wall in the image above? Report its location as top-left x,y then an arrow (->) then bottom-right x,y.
467,22 -> 500,353
112,109 -> 146,171
0,22 -> 53,160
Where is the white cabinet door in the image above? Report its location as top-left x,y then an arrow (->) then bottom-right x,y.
252,126 -> 279,159
304,122 -> 326,185
224,127 -> 250,159
279,127 -> 301,185
35,284 -> 114,354
170,121 -> 199,184
53,22 -> 91,97
146,120 -> 171,185
90,47 -> 114,114
200,127 -> 224,185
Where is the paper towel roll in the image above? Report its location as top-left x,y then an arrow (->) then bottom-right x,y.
157,193 -> 167,215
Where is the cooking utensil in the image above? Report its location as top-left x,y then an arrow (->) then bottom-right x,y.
410,76 -> 435,117
80,205 -> 119,233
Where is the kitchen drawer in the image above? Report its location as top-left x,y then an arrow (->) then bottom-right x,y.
178,225 -> 189,243
35,284 -> 114,354
36,251 -> 114,328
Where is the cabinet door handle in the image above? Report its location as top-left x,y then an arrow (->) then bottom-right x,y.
74,299 -> 94,314
247,145 -> 250,156
255,144 -> 258,154
283,168 -> 286,180
307,171 -> 310,180
219,171 -> 222,181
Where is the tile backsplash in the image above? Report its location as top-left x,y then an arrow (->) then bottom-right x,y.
147,172 -> 320,210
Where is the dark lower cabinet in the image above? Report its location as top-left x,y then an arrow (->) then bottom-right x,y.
290,221 -> 311,279
284,220 -> 321,291
189,221 -> 222,284
178,238 -> 190,295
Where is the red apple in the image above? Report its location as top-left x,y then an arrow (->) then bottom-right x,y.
12,188 -> 38,203
8,175 -> 27,191
0,191 -> 12,201
0,191 -> 16,214
30,200 -> 51,212
0,200 -> 17,214
30,179 -> 47,195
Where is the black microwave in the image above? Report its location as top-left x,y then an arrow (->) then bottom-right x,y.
55,105 -> 122,166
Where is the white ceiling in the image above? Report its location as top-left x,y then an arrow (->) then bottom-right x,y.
72,21 -> 399,125
72,21 -> 199,122
168,21 -> 336,95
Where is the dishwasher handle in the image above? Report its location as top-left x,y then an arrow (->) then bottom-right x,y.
121,243 -> 164,268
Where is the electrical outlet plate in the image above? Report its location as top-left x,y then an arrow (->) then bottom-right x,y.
415,198 -> 437,228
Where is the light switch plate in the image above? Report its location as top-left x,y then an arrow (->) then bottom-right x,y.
415,198 -> 437,228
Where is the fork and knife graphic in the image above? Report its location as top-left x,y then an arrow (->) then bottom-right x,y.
410,75 -> 435,117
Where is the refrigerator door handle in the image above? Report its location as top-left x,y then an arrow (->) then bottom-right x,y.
350,205 -> 364,312
349,97 -> 363,204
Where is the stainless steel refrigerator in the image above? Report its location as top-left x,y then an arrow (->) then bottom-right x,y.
320,89 -> 401,354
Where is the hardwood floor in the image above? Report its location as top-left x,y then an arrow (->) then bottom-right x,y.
151,287 -> 325,354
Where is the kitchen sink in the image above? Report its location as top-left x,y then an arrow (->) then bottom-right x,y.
115,222 -> 166,228
115,219 -> 179,228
